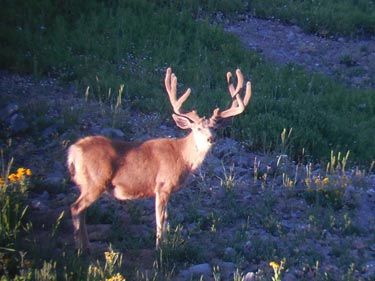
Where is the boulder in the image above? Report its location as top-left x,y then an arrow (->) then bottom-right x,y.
177,263 -> 212,280
100,127 -> 125,138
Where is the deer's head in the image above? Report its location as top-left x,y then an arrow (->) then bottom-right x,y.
165,67 -> 252,152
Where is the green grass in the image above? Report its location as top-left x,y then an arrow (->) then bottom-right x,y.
1,0 -> 374,165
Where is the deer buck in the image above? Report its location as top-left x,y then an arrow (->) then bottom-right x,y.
67,67 -> 252,251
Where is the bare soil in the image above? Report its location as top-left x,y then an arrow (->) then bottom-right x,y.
225,16 -> 375,88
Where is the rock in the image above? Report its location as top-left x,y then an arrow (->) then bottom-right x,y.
224,247 -> 236,260
0,103 -> 19,121
217,261 -> 236,280
54,192 -> 75,206
231,154 -> 252,168
215,12 -> 224,23
344,185 -> 356,198
178,263 -> 212,280
8,113 -> 29,133
352,239 -> 366,250
243,272 -> 255,281
128,225 -> 152,238
44,162 -> 66,186
363,260 -> 375,277
243,241 -> 252,254
44,171 -> 65,186
42,124 -> 60,138
39,190 -> 50,201
287,31 -> 295,41
67,83 -> 78,95
205,154 -> 222,169
213,138 -> 243,158
90,241 -> 110,255
56,193 -> 65,201
367,188 -> 375,202
53,161 -> 65,172
100,127 -> 125,138
283,272 -> 298,281
31,199 -> 49,211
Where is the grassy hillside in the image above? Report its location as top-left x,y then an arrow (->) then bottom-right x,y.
1,2 -> 375,280
1,0 -> 374,164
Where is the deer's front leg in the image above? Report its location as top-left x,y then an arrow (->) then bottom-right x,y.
155,188 -> 170,249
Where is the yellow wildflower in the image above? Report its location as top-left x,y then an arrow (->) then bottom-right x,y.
322,177 -> 329,185
87,264 -> 102,277
270,259 -> 285,281
8,173 -> 19,183
269,261 -> 280,271
25,168 -> 32,176
106,273 -> 125,281
0,177 -> 4,187
105,251 -> 116,264
304,178 -> 311,187
17,168 -> 27,176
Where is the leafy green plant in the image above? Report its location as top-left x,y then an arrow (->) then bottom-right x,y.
0,165 -> 31,247
243,236 -> 280,263
86,200 -> 117,225
279,128 -> 293,155
219,163 -> 236,192
0,159 -> 32,279
111,84 -> 125,128
157,224 -> 202,269
303,187 -> 344,210
340,55 -> 357,67
326,150 -> 350,175
232,269 -> 245,281
34,261 -> 58,281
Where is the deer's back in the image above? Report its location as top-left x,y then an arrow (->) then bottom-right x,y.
68,136 -> 189,199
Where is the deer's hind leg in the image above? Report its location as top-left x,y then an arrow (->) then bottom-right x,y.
71,187 -> 103,252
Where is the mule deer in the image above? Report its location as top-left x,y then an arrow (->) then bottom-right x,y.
67,67 -> 252,251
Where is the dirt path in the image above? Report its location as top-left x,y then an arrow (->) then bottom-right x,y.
225,16 -> 375,88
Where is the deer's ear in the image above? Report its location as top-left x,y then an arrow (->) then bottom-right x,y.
172,114 -> 192,130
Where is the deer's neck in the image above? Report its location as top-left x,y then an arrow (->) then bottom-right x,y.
179,133 -> 212,171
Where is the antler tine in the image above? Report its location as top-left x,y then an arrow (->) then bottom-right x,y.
218,93 -> 245,118
243,81 -> 252,106
226,69 -> 244,98
221,79 -> 252,118
165,68 -> 201,122
209,69 -> 252,124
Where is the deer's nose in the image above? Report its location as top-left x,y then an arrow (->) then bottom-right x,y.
207,136 -> 215,144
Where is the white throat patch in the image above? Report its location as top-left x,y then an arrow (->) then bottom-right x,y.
192,130 -> 213,153
193,128 -> 213,153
